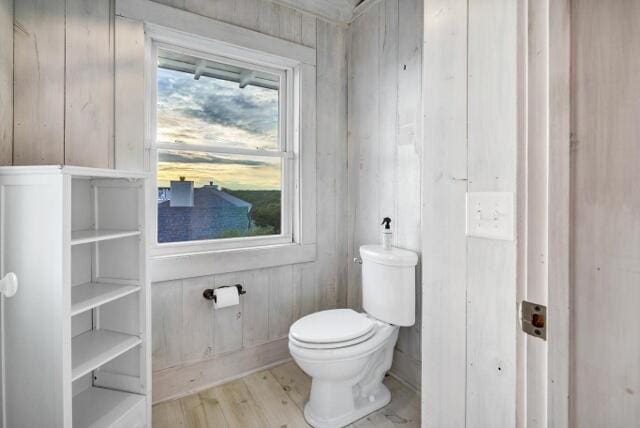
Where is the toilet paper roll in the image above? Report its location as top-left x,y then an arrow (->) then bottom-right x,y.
213,286 -> 240,309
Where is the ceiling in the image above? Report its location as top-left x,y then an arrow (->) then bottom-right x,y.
272,0 -> 367,24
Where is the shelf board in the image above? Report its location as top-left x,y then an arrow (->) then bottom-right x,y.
73,386 -> 145,428
71,283 -> 141,317
72,330 -> 141,381
71,229 -> 141,246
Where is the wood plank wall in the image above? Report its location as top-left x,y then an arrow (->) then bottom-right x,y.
422,0 -> 468,426
466,1 -> 519,427
0,0 -> 12,165
10,0 -> 325,167
13,0 -> 66,165
148,0 -> 349,403
571,0 -> 640,425
420,1 -> 520,426
0,4 -> 10,420
347,0 -> 423,390
13,0 -> 114,167
6,0 -> 348,403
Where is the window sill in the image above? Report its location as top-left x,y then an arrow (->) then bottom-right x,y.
149,242 -> 316,282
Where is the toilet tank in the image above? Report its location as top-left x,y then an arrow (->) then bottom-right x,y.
360,245 -> 418,326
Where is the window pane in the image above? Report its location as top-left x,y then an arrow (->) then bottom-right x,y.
157,49 -> 280,151
157,150 -> 282,243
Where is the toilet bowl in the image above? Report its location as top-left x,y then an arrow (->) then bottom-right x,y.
288,242 -> 418,427
288,309 -> 399,428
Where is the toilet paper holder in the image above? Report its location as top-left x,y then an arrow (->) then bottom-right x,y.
203,284 -> 246,302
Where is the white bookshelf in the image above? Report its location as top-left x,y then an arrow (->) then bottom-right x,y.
71,282 -> 141,316
72,387 -> 146,428
0,166 -> 151,428
71,229 -> 142,246
72,330 -> 143,381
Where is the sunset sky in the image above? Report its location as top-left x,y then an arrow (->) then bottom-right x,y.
156,66 -> 281,190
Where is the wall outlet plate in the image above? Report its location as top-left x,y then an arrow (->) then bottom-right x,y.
465,192 -> 515,241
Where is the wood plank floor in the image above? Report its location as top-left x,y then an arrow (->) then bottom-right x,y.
153,361 -> 420,427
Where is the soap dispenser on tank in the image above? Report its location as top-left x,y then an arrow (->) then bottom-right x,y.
381,217 -> 392,250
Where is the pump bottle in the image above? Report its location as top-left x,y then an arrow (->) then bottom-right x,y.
381,217 -> 392,250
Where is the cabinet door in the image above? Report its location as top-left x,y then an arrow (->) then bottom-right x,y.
2,175 -> 70,428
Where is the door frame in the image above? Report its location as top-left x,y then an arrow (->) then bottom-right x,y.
517,0 -> 571,426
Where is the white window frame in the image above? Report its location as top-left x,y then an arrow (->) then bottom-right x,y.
115,0 -> 318,280
149,41 -> 295,255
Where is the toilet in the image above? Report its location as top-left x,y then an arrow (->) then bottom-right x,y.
289,244 -> 418,428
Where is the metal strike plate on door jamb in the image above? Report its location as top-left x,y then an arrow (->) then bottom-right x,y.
521,301 -> 547,340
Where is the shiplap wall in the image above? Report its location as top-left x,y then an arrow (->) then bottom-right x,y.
147,0 -> 349,403
6,0 -> 348,403
347,0 -> 423,390
421,1 -> 468,425
571,0 -> 640,425
0,0 -> 11,165
0,3 -> 8,422
421,1 -> 520,426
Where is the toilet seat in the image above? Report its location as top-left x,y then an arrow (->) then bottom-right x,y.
289,327 -> 377,349
289,309 -> 375,345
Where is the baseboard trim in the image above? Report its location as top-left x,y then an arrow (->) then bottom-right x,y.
389,348 -> 421,393
388,371 -> 421,395
153,337 -> 291,404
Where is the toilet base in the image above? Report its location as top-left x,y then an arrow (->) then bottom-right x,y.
303,384 -> 391,428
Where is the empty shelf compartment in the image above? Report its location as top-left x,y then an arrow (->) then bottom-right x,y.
72,330 -> 141,381
73,386 -> 146,428
71,229 -> 141,246
71,283 -> 141,316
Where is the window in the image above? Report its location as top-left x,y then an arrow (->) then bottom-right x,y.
152,46 -> 294,250
136,18 -> 316,277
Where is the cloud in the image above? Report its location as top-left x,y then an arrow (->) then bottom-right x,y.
157,155 -> 281,190
155,67 -> 281,190
158,151 -> 269,166
157,68 -> 279,140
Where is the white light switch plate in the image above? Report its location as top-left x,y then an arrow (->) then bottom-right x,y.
466,192 -> 515,241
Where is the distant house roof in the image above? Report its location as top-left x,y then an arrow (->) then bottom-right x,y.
158,185 -> 252,210
206,187 -> 252,212
157,185 -> 252,243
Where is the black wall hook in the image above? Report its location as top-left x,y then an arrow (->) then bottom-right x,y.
203,284 -> 246,302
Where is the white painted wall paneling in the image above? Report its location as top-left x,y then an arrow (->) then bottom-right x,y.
147,1 -> 347,402
65,0 -> 114,168
114,16 -> 145,171
152,0 -> 316,47
393,0 -> 423,388
120,0 -> 315,65
13,0 -> 65,165
571,1 -> 640,425
7,0 -> 348,407
421,0 -> 468,425
0,2 -> 12,418
0,0 -> 12,165
347,0 -> 423,390
466,1 -> 519,426
316,18 -> 348,309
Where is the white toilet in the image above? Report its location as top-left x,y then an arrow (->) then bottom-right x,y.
289,244 -> 418,428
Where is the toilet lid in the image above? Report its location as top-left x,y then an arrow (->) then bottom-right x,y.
289,309 -> 375,344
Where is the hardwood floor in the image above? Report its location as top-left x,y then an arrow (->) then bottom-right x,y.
152,361 -> 421,427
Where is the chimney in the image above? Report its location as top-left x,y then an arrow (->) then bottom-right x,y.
170,179 -> 194,207
206,181 -> 223,191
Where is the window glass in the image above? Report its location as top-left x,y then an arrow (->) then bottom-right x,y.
156,49 -> 283,244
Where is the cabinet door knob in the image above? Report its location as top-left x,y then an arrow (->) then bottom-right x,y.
0,273 -> 18,298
